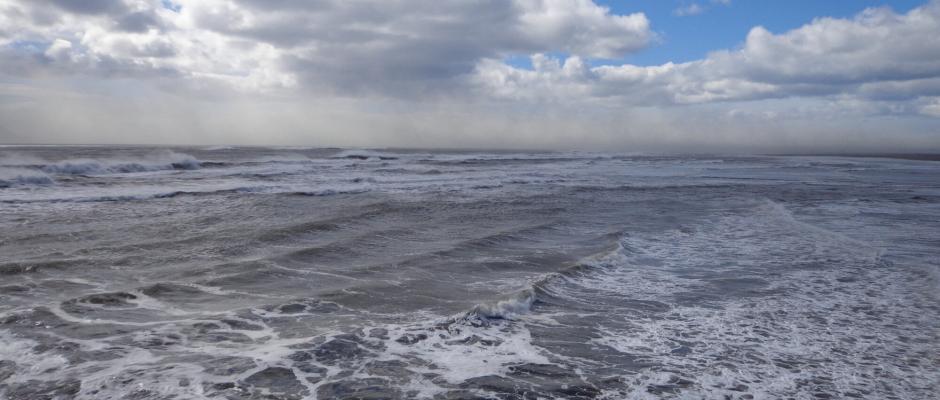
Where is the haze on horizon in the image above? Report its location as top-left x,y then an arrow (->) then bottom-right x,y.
1,0 -> 939,153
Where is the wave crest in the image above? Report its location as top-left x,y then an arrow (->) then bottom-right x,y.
0,168 -> 55,188
42,151 -> 201,175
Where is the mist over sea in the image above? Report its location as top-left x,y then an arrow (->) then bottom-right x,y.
1,146 -> 937,399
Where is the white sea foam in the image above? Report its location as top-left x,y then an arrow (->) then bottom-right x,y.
553,199 -> 934,398
380,317 -> 550,384
0,331 -> 69,383
469,289 -> 536,320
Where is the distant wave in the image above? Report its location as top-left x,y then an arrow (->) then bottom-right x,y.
330,149 -> 400,161
0,168 -> 55,188
0,150 -> 202,176
287,188 -> 372,197
193,154 -> 314,169
419,153 -> 587,166
42,151 -> 201,175
0,186 -> 265,204
0,184 -> 375,204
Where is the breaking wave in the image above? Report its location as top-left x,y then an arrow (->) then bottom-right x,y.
0,168 -> 55,188
0,150 -> 202,176
330,149 -> 401,161
43,153 -> 201,175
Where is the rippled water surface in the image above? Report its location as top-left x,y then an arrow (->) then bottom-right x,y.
1,146 -> 938,399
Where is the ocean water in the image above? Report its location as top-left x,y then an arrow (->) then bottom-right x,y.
0,146 -> 937,399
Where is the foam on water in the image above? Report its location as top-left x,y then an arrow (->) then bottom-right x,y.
470,289 -> 537,319
0,331 -> 70,382
531,200 -> 937,399
1,148 -> 938,399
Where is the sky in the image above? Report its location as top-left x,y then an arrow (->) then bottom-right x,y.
0,0 -> 939,152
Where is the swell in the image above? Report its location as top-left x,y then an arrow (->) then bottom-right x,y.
427,221 -> 566,257
267,219 -> 567,271
271,216 -> 576,272
464,199 -> 883,319
458,197 -> 874,322
232,208 -> 622,314
308,225 -> 624,324
249,202 -> 423,244
463,240 -> 625,321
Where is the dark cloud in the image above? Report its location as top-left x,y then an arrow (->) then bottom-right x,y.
115,10 -> 163,33
182,0 -> 649,95
43,0 -> 127,15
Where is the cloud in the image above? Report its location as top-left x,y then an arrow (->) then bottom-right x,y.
674,3 -> 705,17
9,0 -> 937,107
920,97 -> 940,117
0,0 -> 653,97
475,1 -> 940,117
674,0 -> 730,17
42,0 -> 128,15
0,0 -> 938,151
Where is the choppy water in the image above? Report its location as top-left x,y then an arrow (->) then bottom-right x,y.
0,146 -> 938,399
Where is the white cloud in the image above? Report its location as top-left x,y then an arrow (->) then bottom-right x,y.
0,0 -> 938,151
10,0 -> 938,106
475,1 -> 940,112
0,0 -> 652,96
920,97 -> 940,117
674,4 -> 705,17
674,0 -> 731,17
517,0 -> 651,57
43,38 -> 72,61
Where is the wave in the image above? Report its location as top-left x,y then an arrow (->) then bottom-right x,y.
187,155 -> 314,169
458,240 -> 625,322
1,184 -> 375,204
286,187 -> 372,197
253,154 -> 313,163
419,154 -> 587,166
469,289 -> 536,319
0,186 -> 274,204
43,152 -> 201,175
330,149 -> 400,161
1,150 -> 202,176
0,168 -> 55,188
451,196 -> 884,339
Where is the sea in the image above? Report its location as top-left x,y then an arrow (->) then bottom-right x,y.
0,146 -> 937,399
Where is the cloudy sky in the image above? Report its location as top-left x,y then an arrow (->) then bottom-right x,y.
1,0 -> 939,152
